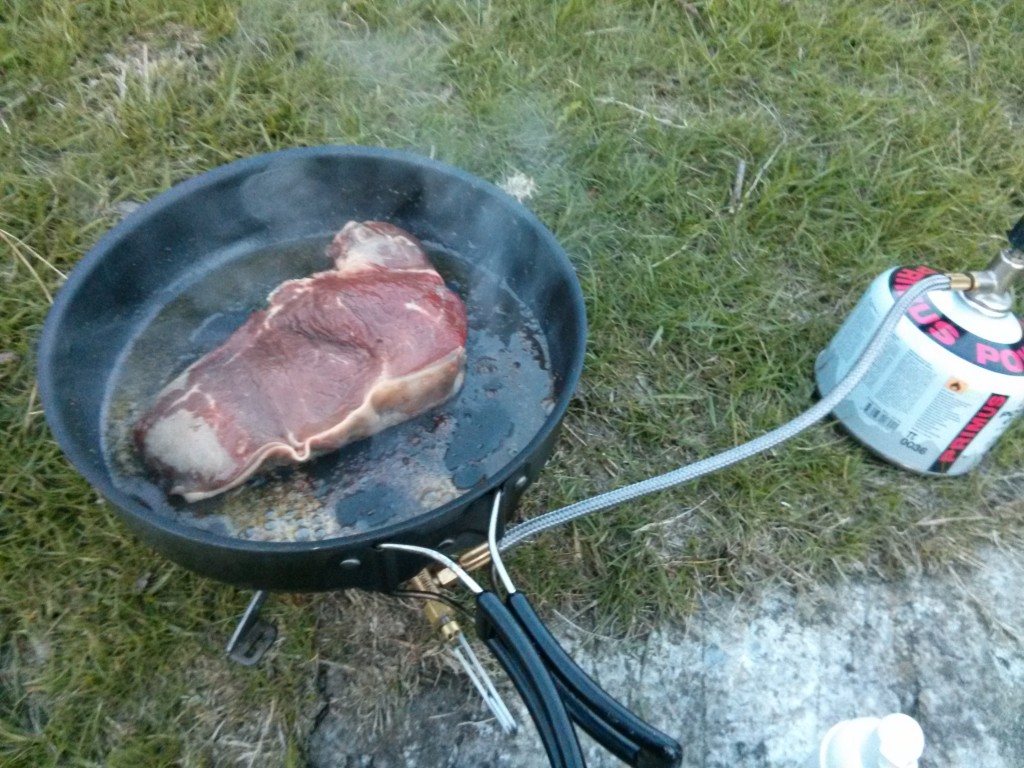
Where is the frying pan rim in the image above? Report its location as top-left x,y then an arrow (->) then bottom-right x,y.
37,144 -> 587,555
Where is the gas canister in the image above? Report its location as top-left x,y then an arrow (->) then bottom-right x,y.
815,218 -> 1024,475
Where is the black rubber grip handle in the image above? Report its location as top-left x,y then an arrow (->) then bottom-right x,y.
507,592 -> 683,768
476,592 -> 585,768
554,675 -> 642,762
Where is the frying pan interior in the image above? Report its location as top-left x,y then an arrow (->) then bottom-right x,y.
38,146 -> 587,591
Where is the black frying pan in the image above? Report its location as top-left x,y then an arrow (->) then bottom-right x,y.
37,146 -> 587,593
37,146 -> 684,768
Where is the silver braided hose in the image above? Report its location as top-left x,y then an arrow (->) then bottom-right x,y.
500,272 -> 953,551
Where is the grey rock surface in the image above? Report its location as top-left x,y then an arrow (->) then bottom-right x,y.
308,546 -> 1024,767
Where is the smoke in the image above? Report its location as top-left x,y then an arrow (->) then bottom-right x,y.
232,0 -> 569,207
229,0 -> 580,330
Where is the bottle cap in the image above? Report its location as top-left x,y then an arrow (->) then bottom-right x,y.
876,713 -> 925,768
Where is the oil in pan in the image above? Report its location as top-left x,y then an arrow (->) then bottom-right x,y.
815,219 -> 1024,475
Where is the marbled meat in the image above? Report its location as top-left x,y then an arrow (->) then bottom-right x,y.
134,221 -> 468,502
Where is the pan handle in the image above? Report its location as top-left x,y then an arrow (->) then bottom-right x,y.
506,592 -> 682,768
475,592 -> 586,768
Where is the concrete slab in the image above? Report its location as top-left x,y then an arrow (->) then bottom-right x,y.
308,546 -> 1024,767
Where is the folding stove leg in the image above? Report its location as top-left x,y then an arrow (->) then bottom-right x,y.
226,590 -> 278,666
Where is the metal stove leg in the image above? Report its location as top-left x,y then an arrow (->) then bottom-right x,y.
226,590 -> 278,666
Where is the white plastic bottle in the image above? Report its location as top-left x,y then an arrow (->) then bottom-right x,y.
810,713 -> 925,768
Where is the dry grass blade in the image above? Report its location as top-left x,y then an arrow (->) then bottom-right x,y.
728,159 -> 747,213
23,383 -> 40,431
1,227 -> 65,305
593,96 -> 689,130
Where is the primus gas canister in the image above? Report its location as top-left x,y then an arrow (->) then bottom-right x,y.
816,218 -> 1024,475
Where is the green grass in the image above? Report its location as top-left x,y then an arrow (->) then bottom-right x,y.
4,0 -> 1024,763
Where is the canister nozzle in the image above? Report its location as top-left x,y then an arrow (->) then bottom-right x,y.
962,215 -> 1024,315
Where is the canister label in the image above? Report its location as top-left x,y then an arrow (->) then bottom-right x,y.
890,266 -> 1024,376
929,393 -> 1008,472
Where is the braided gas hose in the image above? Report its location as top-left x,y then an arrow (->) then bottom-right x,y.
499,272 -> 957,552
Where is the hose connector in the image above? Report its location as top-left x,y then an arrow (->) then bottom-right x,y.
956,215 -> 1024,314
946,272 -> 975,292
403,566 -> 518,734
435,542 -> 491,588
408,569 -> 462,641
963,248 -> 1024,315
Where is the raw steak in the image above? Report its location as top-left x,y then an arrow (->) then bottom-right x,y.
134,221 -> 468,502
